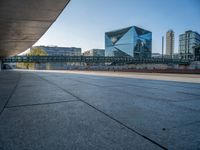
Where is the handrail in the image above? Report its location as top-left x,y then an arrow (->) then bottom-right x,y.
2,56 -> 191,65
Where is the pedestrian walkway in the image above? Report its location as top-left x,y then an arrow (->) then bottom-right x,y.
0,70 -> 200,150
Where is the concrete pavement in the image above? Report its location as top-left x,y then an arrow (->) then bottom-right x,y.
0,70 -> 200,149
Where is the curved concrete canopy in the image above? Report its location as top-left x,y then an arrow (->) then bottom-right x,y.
0,0 -> 70,57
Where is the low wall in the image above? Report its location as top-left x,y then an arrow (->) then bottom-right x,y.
16,61 -> 200,73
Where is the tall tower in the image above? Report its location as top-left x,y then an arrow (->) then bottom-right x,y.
166,30 -> 174,58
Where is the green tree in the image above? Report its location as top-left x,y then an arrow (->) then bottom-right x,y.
17,47 -> 47,69
28,47 -> 47,56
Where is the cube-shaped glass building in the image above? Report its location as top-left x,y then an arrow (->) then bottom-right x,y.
105,26 -> 152,58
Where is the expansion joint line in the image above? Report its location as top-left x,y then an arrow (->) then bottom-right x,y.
6,100 -> 80,109
36,73 -> 168,150
0,72 -> 22,116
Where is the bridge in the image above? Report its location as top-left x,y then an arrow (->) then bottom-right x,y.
0,0 -> 70,57
0,0 -> 70,70
1,0 -> 199,149
2,56 -> 191,65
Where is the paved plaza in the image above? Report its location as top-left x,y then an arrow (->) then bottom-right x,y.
0,70 -> 200,150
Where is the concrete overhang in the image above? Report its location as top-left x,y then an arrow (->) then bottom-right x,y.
0,0 -> 70,57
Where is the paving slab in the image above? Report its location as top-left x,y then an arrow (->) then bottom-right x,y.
36,70 -> 200,149
0,101 -> 161,150
168,122 -> 200,149
6,72 -> 78,107
0,71 -> 20,112
1,70 -> 200,149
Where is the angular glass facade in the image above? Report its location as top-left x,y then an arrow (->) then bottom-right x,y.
105,26 -> 152,58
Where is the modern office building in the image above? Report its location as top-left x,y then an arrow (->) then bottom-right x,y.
179,30 -> 200,59
32,46 -> 82,56
83,49 -> 105,56
166,30 -> 174,58
105,26 -> 152,58
193,45 -> 200,60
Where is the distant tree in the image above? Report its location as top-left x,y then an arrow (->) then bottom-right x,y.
28,47 -> 47,56
16,47 -> 47,69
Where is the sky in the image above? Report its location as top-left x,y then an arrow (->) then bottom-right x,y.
34,0 -> 200,54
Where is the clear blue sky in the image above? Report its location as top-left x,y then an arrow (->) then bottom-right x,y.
34,0 -> 200,53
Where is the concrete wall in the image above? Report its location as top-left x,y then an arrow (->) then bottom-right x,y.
0,60 -> 2,71
15,61 -> 200,71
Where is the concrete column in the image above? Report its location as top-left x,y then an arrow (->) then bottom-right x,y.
0,60 -> 2,71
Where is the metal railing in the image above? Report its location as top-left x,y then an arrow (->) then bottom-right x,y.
2,56 -> 191,65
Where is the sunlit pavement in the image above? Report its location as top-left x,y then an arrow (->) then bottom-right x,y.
0,70 -> 200,150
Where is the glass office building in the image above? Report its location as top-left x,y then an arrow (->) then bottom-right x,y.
179,30 -> 200,59
105,26 -> 152,58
